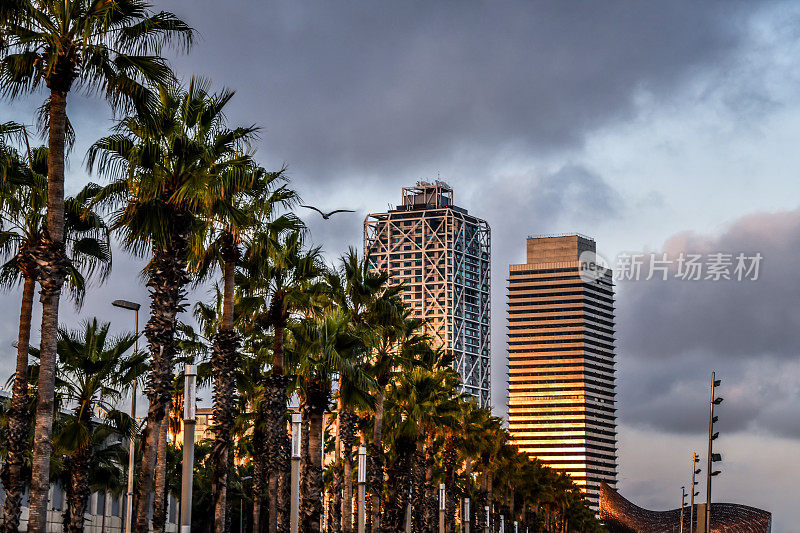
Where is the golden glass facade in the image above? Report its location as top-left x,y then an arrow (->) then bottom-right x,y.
507,235 -> 617,508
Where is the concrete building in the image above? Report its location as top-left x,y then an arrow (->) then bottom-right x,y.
506,235 -> 617,508
364,181 -> 491,406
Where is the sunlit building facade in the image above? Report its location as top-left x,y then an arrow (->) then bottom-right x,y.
507,235 -> 617,508
364,181 -> 491,407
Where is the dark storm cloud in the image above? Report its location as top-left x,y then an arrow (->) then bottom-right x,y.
616,208 -> 800,436
157,0 -> 759,185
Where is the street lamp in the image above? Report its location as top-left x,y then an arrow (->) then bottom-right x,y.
112,299 -> 140,533
240,476 -> 252,533
705,372 -> 723,533
689,452 -> 700,533
357,445 -> 367,533
180,364 -> 197,533
463,498 -> 470,533
680,486 -> 686,533
291,413 -> 302,533
439,483 -> 446,533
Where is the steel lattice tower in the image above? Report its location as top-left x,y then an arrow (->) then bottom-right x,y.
363,181 -> 491,407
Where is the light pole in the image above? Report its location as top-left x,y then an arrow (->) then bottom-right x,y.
705,373 -> 723,533
239,476 -> 252,533
291,413 -> 302,533
112,299 -> 140,533
680,486 -> 686,533
689,452 -> 700,533
180,364 -> 197,533
463,498 -> 470,533
357,446 -> 367,533
484,505 -> 490,533
439,484 -> 446,533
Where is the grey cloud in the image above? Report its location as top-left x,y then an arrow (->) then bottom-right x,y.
155,0 -> 762,184
616,208 -> 800,435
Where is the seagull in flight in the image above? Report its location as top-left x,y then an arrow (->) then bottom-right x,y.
301,205 -> 356,220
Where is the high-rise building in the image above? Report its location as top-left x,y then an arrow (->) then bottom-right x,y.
506,235 -> 617,508
363,181 -> 491,406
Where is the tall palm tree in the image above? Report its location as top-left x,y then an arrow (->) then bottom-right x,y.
0,4 -> 192,528
88,78 -> 253,531
192,165 -> 297,532
239,229 -> 321,533
29,319 -> 145,533
323,250 -> 387,533
288,310 -> 368,533
0,140 -> 111,531
364,305 -> 424,533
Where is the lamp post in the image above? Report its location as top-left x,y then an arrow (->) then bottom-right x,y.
239,476 -> 252,533
706,373 -> 723,533
357,446 -> 367,533
484,505 -> 490,533
112,299 -> 140,533
680,486 -> 686,533
180,364 -> 197,533
439,484 -> 446,533
689,452 -> 700,533
463,498 -> 470,533
291,413 -> 302,533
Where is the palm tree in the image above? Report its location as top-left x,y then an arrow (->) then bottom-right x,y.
239,228 -> 321,533
323,250 -> 387,533
0,4 -> 192,528
88,78 -> 255,531
0,138 -> 111,530
192,165 -> 297,532
288,310 -> 368,533
364,305 -> 424,533
29,318 -> 145,533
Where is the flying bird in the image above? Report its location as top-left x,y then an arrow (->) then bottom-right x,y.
301,205 -> 356,220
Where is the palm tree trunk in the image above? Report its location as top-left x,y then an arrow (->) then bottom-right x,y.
212,251 -> 239,533
266,309 -> 290,533
341,412 -> 356,533
28,88 -> 70,533
152,414 -> 170,533
367,387 -> 385,533
135,237 -> 189,532
64,444 -> 92,533
300,394 -> 325,533
1,274 -> 36,532
411,440 -> 425,533
442,435 -> 458,532
329,399 -> 344,533
252,418 -> 267,533
382,437 -> 414,533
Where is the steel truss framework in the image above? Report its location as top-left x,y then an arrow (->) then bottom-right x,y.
363,184 -> 491,407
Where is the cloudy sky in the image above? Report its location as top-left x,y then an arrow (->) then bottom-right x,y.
3,1 -> 800,530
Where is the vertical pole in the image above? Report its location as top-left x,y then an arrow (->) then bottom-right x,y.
357,446 -> 366,533
706,372 -> 715,533
463,498 -> 470,533
291,413 -> 301,533
484,506 -> 489,533
690,453 -> 698,533
680,486 -> 685,533
500,514 -> 504,533
124,309 -> 138,533
180,364 -> 197,533
439,484 -> 446,533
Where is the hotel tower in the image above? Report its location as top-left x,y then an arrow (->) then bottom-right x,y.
506,235 -> 617,507
364,181 -> 491,407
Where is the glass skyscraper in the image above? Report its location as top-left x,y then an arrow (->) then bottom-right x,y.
363,181 -> 491,407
